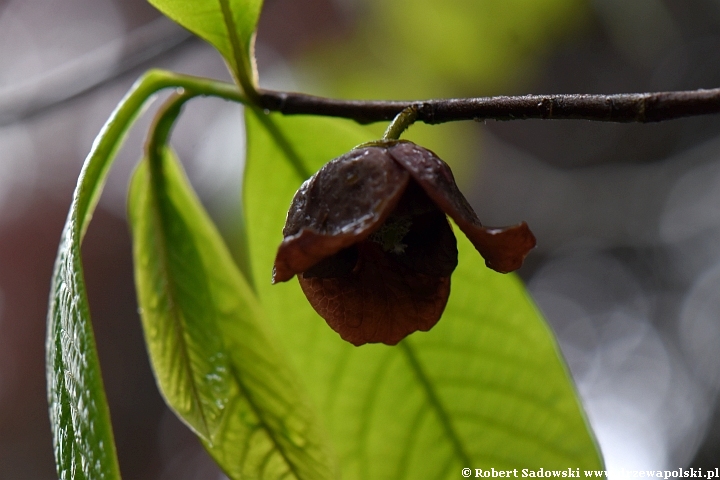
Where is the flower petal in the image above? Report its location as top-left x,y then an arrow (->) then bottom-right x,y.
387,141 -> 536,273
299,241 -> 451,346
273,147 -> 410,283
297,183 -> 458,345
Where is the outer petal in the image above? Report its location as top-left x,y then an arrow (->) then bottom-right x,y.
387,141 -> 536,273
273,147 -> 410,283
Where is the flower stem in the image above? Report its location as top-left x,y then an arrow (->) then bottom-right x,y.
383,106 -> 419,140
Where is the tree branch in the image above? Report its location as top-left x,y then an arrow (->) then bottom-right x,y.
257,87 -> 720,125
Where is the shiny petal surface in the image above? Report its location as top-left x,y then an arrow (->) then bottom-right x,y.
273,146 -> 410,282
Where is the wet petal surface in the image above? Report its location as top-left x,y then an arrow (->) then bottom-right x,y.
273,146 -> 409,283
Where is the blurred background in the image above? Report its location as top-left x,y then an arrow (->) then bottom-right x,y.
2,0 -> 720,477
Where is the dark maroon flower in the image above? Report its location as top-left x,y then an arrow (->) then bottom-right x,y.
273,140 -> 535,346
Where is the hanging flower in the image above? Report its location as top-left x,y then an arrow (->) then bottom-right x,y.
272,140 -> 536,346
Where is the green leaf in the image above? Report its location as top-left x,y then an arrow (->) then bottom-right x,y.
128,147 -> 337,480
148,0 -> 263,97
46,69 -> 246,480
47,236 -> 122,480
243,109 -> 604,477
46,74 -> 165,480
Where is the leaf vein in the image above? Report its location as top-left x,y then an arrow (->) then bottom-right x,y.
229,362 -> 303,480
217,0 -> 244,81
399,340 -> 472,466
358,349 -> 396,480
148,163 -> 212,439
394,403 -> 430,480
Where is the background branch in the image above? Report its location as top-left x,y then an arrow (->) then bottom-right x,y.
0,17 -> 192,126
258,87 -> 720,125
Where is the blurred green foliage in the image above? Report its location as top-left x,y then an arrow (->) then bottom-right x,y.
297,0 -> 590,185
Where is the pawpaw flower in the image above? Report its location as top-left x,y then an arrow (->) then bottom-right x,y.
272,140 -> 535,346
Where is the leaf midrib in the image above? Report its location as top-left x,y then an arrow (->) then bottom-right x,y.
252,111 -> 313,180
399,340 -> 472,467
229,362 -> 303,480
147,163 -> 211,439
218,0 -> 243,73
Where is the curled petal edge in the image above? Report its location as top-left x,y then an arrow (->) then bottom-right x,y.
387,141 -> 536,273
461,222 -> 536,273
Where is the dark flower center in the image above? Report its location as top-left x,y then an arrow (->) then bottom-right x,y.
303,180 -> 458,280
369,216 -> 412,253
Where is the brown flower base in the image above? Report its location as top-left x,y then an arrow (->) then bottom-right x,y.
299,241 -> 451,346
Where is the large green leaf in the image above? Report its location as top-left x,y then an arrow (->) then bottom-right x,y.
46,74 -> 165,480
128,147 -> 336,480
244,109 -> 604,476
148,0 -> 263,96
45,70 -> 245,480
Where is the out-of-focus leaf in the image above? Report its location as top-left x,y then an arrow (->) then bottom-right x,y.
148,0 -> 263,95
305,0 -> 587,100
300,0 -> 590,198
128,147 -> 336,480
244,109 -> 604,476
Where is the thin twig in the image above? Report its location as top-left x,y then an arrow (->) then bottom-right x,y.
257,87 -> 720,125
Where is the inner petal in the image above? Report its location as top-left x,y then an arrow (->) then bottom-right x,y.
299,240 -> 451,345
